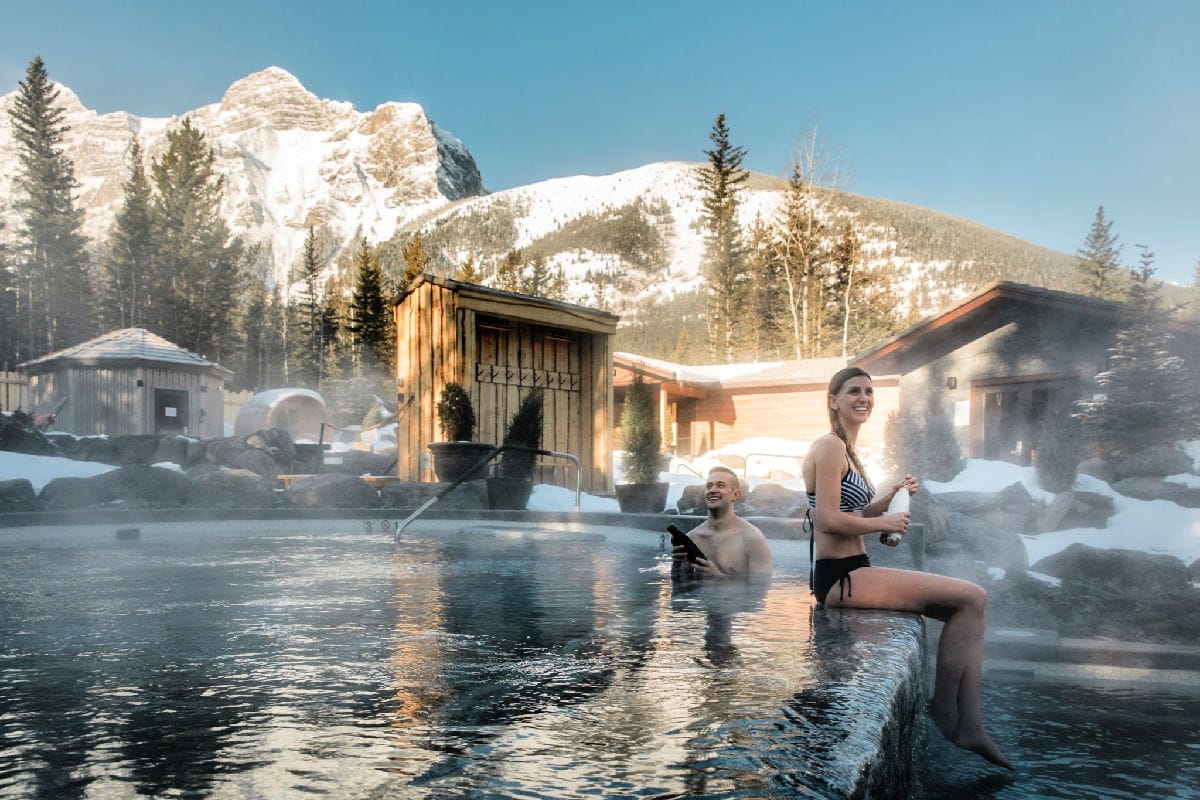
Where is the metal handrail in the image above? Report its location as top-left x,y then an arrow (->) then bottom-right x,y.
395,444 -> 582,542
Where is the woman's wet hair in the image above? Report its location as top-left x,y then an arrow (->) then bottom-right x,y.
827,366 -> 873,485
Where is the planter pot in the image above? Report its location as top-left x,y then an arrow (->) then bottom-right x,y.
615,481 -> 670,513
487,476 -> 534,510
428,441 -> 497,483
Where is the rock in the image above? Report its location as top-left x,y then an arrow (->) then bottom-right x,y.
745,483 -> 806,518
944,511 -> 1028,571
0,478 -> 39,512
111,434 -> 165,465
1114,445 -> 1194,480
39,476 -> 105,509
1032,543 -> 1190,593
286,473 -> 380,508
675,485 -> 706,514
206,437 -> 249,468
233,448 -> 283,479
380,480 -> 488,511
152,436 -> 191,467
0,410 -> 58,456
1034,491 -> 1075,533
188,468 -> 279,508
1077,457 -> 1116,484
44,432 -> 81,458
934,481 -> 1033,519
913,490 -> 953,553
244,428 -> 298,472
1190,557 -> 1200,584
92,465 -> 192,508
74,436 -> 118,463
1112,476 -> 1188,503
983,569 -> 1062,630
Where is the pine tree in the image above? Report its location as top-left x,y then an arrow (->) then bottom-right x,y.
494,248 -> 525,293
150,117 -> 246,359
523,255 -> 568,300
1075,206 -> 1124,300
456,253 -> 484,284
7,56 -> 93,358
1075,246 -> 1194,458
292,226 -> 325,387
0,221 -> 16,368
100,142 -> 154,329
697,113 -> 749,362
349,236 -> 393,377
744,215 -> 786,360
399,231 -> 430,286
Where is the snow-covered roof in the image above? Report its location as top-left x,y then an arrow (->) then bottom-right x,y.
17,328 -> 232,376
614,352 -> 850,389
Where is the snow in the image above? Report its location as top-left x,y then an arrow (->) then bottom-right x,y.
3,442 -> 1199,569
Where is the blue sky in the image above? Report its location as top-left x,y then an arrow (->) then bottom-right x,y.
3,0 -> 1198,284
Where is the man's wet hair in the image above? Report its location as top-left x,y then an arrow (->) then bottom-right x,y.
707,465 -> 740,490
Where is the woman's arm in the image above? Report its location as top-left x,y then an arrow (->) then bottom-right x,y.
809,437 -> 908,538
861,474 -> 918,518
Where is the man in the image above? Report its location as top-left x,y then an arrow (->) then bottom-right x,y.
673,466 -> 773,577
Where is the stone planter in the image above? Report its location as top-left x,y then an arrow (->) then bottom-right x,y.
615,481 -> 669,513
428,441 -> 497,483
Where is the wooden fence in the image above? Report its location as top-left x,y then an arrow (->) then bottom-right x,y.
1,371 -> 29,413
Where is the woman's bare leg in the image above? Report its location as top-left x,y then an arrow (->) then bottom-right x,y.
826,566 -> 1013,769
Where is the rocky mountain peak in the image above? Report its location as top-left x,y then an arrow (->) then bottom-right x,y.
216,67 -> 336,133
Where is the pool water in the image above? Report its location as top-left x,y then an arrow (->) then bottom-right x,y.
919,676 -> 1200,799
3,520 -> 893,799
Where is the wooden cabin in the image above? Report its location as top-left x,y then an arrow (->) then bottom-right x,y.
613,353 -> 899,463
17,328 -> 231,438
851,281 -> 1200,464
394,275 -> 620,492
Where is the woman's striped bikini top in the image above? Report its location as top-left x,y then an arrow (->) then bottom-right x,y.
807,463 -> 875,513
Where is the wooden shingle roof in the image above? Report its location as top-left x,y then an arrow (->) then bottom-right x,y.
18,328 -> 232,376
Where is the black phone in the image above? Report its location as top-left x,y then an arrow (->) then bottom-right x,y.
667,524 -> 706,563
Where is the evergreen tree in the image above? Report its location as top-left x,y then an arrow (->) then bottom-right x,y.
292,226 -> 325,387
1075,206 -> 1124,299
7,55 -> 93,357
0,222 -> 16,368
100,141 -> 154,329
399,231 -> 430,286
523,255 -> 568,301
1075,246 -> 1196,458
456,253 -> 484,284
744,214 -> 786,360
697,113 -> 749,362
349,236 -> 393,377
773,153 -> 831,358
150,117 -> 246,359
494,248 -> 525,293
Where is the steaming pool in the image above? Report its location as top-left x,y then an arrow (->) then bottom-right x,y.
0,516 -> 924,799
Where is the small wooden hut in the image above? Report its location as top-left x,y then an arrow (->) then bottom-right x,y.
394,275 -> 619,492
17,328 -> 231,438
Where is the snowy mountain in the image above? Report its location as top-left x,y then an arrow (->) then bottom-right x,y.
0,66 -> 1079,319
0,67 -> 485,284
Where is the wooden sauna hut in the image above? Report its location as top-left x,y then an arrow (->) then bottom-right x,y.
394,275 -> 620,493
16,327 -> 231,438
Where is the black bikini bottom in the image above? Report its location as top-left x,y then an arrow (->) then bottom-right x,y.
812,554 -> 871,605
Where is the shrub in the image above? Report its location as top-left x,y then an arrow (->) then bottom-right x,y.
497,391 -> 543,479
620,373 -> 661,484
1035,404 -> 1084,492
436,383 -> 475,441
883,390 -> 963,482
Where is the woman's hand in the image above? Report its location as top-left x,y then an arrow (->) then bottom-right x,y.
880,511 -> 910,534
891,473 -> 918,497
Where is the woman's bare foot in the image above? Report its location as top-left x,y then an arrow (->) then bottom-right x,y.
953,728 -> 1014,770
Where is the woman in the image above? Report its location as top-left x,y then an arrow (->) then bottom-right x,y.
802,366 -> 1012,770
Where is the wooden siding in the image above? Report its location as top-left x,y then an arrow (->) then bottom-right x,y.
394,279 -> 616,491
1,371 -> 29,412
26,365 -> 224,438
674,381 -> 898,460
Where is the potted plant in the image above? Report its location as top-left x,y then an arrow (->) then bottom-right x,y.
487,390 -> 543,510
615,373 -> 669,512
427,383 -> 494,482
